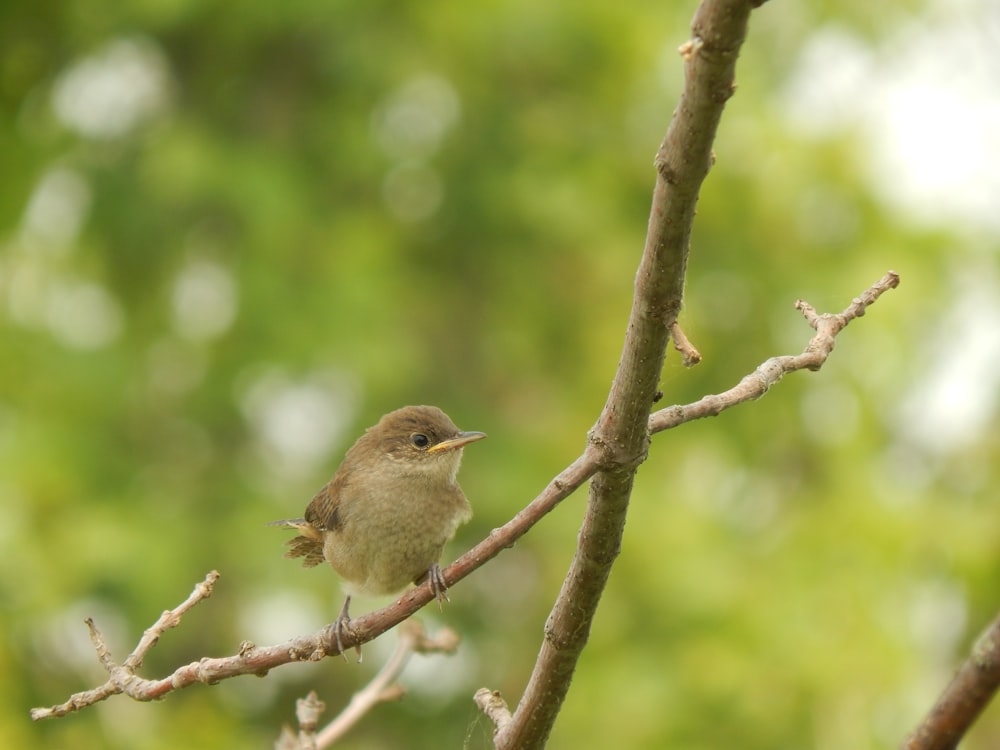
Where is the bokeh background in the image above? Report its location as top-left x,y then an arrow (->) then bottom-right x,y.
3,0 -> 999,748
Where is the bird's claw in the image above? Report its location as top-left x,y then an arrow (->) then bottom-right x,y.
427,564 -> 450,610
327,596 -> 362,663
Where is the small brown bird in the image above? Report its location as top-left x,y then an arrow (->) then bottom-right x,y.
271,405 -> 485,656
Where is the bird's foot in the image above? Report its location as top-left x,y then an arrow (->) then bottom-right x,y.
426,564 -> 450,610
326,596 -> 362,663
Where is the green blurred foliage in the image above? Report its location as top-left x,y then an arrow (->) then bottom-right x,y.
2,0 -> 999,748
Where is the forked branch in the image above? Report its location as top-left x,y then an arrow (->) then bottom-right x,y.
30,271 -> 898,723
475,271 -> 899,746
276,621 -> 461,750
486,0 -> 764,745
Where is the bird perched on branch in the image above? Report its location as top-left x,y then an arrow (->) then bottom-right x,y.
271,405 -> 486,658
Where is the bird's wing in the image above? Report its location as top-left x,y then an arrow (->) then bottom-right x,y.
304,475 -> 345,531
271,470 -> 349,569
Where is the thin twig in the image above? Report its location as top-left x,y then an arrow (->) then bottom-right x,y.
670,321 -> 702,367
30,571 -> 221,720
649,271 -> 900,434
126,571 -> 220,671
276,621 -> 459,749
312,621 -> 459,748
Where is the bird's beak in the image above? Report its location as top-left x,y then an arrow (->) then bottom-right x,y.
427,431 -> 487,453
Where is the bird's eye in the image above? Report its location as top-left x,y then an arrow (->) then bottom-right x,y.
411,433 -> 430,448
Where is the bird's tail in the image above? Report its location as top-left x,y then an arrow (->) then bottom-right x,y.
267,518 -> 325,568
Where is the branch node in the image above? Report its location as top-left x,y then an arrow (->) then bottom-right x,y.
678,36 -> 704,61
654,154 -> 678,184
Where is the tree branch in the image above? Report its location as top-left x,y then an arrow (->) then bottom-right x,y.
30,571 -> 221,720
276,621 -> 461,749
30,269 -> 896,722
649,270 -> 901,434
901,610 -> 1000,750
474,269 -> 899,743
488,1 -> 762,747
28,455 -> 598,721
